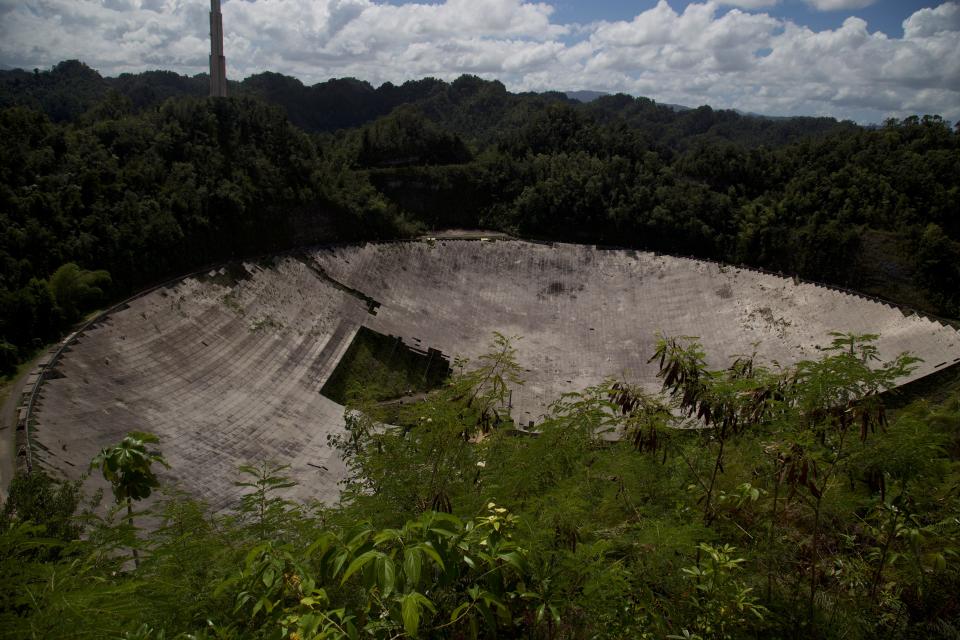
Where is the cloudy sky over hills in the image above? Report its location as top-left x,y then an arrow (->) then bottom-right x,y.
0,0 -> 957,123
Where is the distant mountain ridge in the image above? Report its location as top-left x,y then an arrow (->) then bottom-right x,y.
564,90 -> 608,103
0,60 -> 858,149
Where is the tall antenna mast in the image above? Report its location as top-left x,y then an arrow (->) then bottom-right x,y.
209,0 -> 227,97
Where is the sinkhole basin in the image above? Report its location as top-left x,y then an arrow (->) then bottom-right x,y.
32,238 -> 960,511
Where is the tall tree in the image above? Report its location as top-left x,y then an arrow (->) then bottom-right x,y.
90,431 -> 169,567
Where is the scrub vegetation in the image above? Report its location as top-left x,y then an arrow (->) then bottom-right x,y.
321,327 -> 452,405
2,333 -> 960,638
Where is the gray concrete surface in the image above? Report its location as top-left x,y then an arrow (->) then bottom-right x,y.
314,240 -> 960,423
31,240 -> 960,511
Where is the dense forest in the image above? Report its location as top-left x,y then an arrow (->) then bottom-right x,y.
2,61 -> 958,375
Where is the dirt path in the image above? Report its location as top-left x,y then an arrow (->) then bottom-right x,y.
419,229 -> 513,241
0,353 -> 44,503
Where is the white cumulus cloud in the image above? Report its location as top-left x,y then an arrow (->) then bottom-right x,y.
804,0 -> 876,10
903,1 -> 960,37
719,0 -> 779,8
0,0 -> 957,124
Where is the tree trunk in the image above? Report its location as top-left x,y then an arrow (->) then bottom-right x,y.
127,498 -> 140,569
869,507 -> 900,602
767,471 -> 782,602
704,437 -> 726,526
808,497 -> 822,633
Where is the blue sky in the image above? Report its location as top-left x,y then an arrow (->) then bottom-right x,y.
1,0 -> 958,123
378,0 -> 943,36
547,1 -> 940,37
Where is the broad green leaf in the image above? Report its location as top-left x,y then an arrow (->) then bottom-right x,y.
498,551 -> 524,571
374,528 -> 403,545
450,601 -> 471,622
404,547 -> 422,586
401,592 -> 422,636
377,555 -> 396,596
305,533 -> 334,558
418,542 -> 445,570
429,526 -> 458,539
331,549 -> 352,578
548,604 -> 561,624
244,542 -> 270,568
345,528 -> 374,551
262,567 -> 275,587
341,550 -> 380,584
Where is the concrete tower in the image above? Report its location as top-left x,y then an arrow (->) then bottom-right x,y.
209,0 -> 227,97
